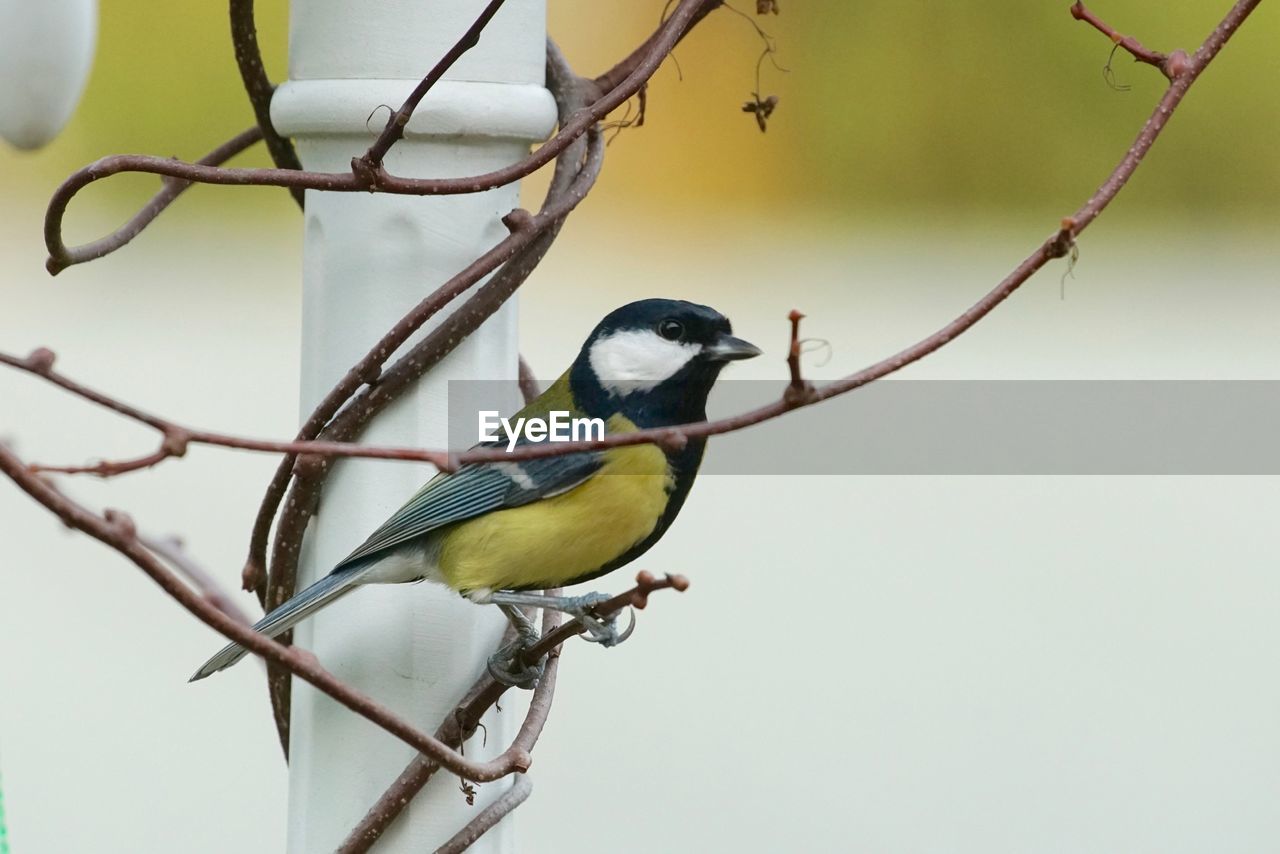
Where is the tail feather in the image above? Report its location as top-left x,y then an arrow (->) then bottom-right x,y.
189,566 -> 367,681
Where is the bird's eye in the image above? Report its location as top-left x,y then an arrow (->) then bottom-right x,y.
657,319 -> 684,341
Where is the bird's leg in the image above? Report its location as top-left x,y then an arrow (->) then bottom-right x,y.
486,590 -> 636,648
486,604 -> 544,690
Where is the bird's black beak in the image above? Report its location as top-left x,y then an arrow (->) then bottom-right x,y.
705,333 -> 763,362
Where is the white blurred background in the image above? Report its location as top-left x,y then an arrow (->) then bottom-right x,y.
2,1 -> 1279,852
3,216 -> 1277,852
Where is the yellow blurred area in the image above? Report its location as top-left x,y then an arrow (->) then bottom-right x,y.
1,1 -> 1277,230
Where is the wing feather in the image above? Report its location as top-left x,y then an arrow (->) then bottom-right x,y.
334,450 -> 602,570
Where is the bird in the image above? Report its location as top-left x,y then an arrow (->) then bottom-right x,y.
191,298 -> 760,684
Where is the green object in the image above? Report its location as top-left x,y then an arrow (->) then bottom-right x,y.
0,764 -> 9,854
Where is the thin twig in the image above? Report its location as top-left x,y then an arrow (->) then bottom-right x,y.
338,603 -> 562,854
13,0 -> 1262,536
358,0 -> 509,171
268,0 -> 1269,477
517,356 -> 541,405
44,128 -> 263,274
0,350 -> 453,471
783,309 -> 814,406
0,442 -> 530,783
44,0 -> 721,276
337,571 -> 687,852
38,1 -> 1252,497
591,0 -> 724,95
229,0 -> 304,206
2,442 -> 686,795
360,0 -> 1265,470
1070,1 -> 1187,81
139,533 -> 255,627
11,0 -> 1261,497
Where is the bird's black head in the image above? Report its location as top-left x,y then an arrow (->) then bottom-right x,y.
569,298 -> 761,427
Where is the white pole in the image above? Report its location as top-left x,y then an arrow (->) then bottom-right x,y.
270,2 -> 555,851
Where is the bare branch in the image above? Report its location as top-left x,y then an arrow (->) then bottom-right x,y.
43,0 -> 720,276
44,128 -> 263,275
338,571 -> 687,851
358,0 -> 510,171
229,0 -> 304,205
12,0 -> 1264,514
591,0 -> 724,95
378,0 -> 1265,470
139,533 -> 255,627
1070,1 -> 1190,81
15,0 -> 1265,601
338,604 -> 562,853
517,356 -> 541,405
783,309 -> 815,406
0,440 -> 579,784
0,349 -> 453,471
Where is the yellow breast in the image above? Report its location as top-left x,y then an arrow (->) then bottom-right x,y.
437,415 -> 673,593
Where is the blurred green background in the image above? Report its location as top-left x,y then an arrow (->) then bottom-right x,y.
2,0 -> 1276,234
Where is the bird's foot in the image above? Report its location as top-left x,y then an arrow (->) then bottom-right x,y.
574,602 -> 636,648
486,623 -> 544,690
487,590 -> 638,648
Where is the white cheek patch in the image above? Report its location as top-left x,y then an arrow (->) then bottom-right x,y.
588,329 -> 702,396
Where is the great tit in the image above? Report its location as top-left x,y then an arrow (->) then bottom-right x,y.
191,298 -> 760,681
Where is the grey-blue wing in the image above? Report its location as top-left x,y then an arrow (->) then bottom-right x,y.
333,451 -> 603,571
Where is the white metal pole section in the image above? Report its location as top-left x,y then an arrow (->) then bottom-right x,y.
270,2 -> 554,851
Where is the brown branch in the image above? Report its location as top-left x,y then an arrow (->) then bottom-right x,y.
13,0 -> 1263,522
591,0 -> 724,94
434,774 -> 533,854
44,127 -> 263,275
338,604 -> 562,854
358,0 -> 510,171
32,444 -> 175,478
367,0 -> 1263,470
16,465 -> 256,627
2,458 -> 691,798
338,571 -> 686,852
1070,1 -> 1189,81
517,356 -> 541,405
221,0 -> 1277,485
43,0 -> 719,276
15,0 -> 1263,612
139,533 -> 255,627
36,0 -> 1245,503
0,350 -> 456,471
783,309 -> 814,407
229,0 -> 304,206
0,441 -> 665,785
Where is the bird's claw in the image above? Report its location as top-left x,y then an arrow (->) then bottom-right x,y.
576,605 -> 636,647
488,590 -> 639,649
486,629 -> 544,690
